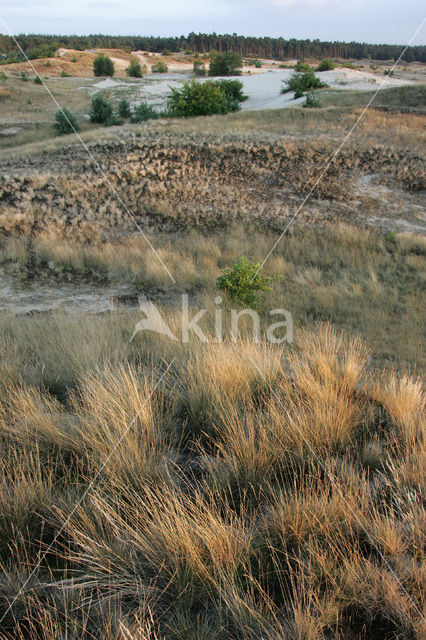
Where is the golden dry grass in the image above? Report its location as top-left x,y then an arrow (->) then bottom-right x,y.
0,323 -> 424,639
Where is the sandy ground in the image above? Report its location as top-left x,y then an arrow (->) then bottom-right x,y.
84,67 -> 420,112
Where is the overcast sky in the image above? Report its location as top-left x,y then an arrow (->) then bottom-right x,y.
0,0 -> 424,45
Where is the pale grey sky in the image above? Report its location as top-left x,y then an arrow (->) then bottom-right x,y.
0,0 -> 424,45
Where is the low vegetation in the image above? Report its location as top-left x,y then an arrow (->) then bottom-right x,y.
209,50 -> 243,76
0,226 -> 424,369
93,52 -> 114,77
317,58 -> 335,71
282,70 -> 328,98
151,60 -> 168,73
126,57 -> 146,77
0,315 -> 423,639
216,256 -> 272,307
53,107 -> 79,135
193,59 -> 207,76
167,79 -> 247,117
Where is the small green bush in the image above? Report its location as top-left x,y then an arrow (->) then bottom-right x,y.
193,60 -> 206,76
20,72 -> 28,81
71,56 -> 77,63
304,90 -> 321,108
294,88 -> 304,99
214,79 -> 248,104
54,107 -> 79,135
89,95 -> 113,123
216,257 -> 272,308
126,58 -> 144,77
0,71 -> 6,80
93,53 -> 114,77
152,61 -> 168,73
167,80 -> 228,117
167,79 -> 246,118
384,230 -> 397,243
130,102 -> 159,122
282,70 -> 327,95
317,59 -> 335,71
104,114 -> 124,127
118,99 -> 132,118
34,75 -> 42,84
209,51 -> 242,76
60,70 -> 71,77
295,59 -> 311,72
253,59 -> 262,68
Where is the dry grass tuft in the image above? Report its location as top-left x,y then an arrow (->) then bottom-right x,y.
0,324 -> 424,639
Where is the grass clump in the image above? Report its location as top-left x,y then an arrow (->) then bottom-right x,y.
0,320 -> 424,639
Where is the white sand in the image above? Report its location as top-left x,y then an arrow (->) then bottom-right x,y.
85,67 -> 419,112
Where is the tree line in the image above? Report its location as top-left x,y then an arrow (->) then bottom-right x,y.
1,32 -> 425,63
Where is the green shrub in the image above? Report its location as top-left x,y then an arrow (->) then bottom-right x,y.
209,51 -> 242,76
317,59 -> 335,71
253,59 -> 262,68
282,70 -> 327,95
33,75 -> 42,84
89,95 -> 113,123
44,60 -> 51,67
20,71 -> 28,81
295,59 -> 311,72
216,257 -> 272,308
118,99 -> 132,118
384,69 -> 394,76
104,114 -> 124,127
193,60 -> 206,76
167,79 -> 247,118
214,79 -> 248,104
152,61 -> 168,73
71,56 -> 77,63
294,88 -> 304,99
130,102 -> 159,122
304,90 -> 321,108
162,49 -> 171,56
167,80 -> 228,117
93,53 -> 114,77
60,70 -> 71,77
126,58 -> 144,78
54,108 -> 79,135
384,230 -> 397,243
